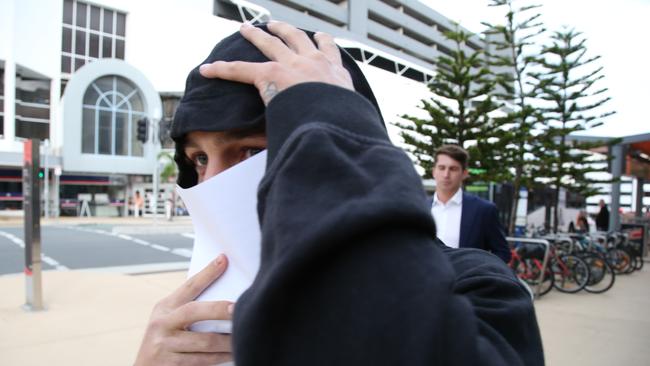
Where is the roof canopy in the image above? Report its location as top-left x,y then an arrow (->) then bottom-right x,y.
570,132 -> 650,180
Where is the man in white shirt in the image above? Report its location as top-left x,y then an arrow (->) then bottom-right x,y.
430,145 -> 511,263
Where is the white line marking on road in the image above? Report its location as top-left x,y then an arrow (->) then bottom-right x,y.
40,255 -> 58,266
40,254 -> 69,270
132,238 -> 151,246
150,244 -> 171,252
62,226 -> 191,258
0,231 -> 25,248
171,248 -> 193,258
181,233 -> 195,240
79,261 -> 189,275
0,230 -> 68,270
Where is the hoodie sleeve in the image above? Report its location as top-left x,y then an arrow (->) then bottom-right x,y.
232,82 -> 544,366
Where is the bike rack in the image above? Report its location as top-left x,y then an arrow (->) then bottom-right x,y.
506,237 -> 551,299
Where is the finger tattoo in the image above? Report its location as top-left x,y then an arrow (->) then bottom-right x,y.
263,81 -> 279,101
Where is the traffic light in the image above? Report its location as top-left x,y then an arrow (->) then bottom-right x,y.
38,169 -> 44,179
136,118 -> 149,143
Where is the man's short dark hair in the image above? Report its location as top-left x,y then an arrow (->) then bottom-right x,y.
434,145 -> 469,170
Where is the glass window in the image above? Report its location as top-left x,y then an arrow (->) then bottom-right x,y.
95,74 -> 113,93
98,110 -> 112,154
63,0 -> 74,25
115,39 -> 125,59
82,108 -> 95,153
62,27 -> 72,53
90,6 -> 101,31
75,30 -> 86,55
115,112 -> 128,155
15,75 -> 50,140
116,13 -> 126,37
83,84 -> 99,106
62,56 -> 71,74
74,58 -> 85,71
102,36 -> 112,58
76,2 -> 87,27
62,1 -> 126,73
16,104 -> 49,120
16,79 -> 50,104
115,77 -> 133,98
103,10 -> 113,34
81,76 -> 145,156
89,34 -> 100,58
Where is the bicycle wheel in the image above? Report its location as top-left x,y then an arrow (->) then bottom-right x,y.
551,254 -> 590,293
606,248 -> 631,274
630,243 -> 644,271
626,255 -> 637,274
635,255 -> 644,271
515,258 -> 553,296
582,253 -> 616,294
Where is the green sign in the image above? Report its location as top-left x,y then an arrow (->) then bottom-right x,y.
466,185 -> 489,192
468,168 -> 487,175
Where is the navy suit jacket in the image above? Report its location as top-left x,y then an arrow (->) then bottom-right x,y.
429,192 -> 511,263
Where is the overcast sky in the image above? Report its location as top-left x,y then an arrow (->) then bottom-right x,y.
421,0 -> 650,138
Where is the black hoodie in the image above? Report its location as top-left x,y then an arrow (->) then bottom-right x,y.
172,25 -> 544,366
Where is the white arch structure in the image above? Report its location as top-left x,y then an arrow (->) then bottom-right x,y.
60,59 -> 161,174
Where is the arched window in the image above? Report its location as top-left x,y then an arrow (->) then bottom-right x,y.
81,75 -> 145,156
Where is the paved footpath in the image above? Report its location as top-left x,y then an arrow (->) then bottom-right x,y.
0,271 -> 187,366
534,264 -> 650,366
0,256 -> 648,365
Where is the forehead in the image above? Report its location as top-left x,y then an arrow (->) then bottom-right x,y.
435,154 -> 463,167
183,129 -> 266,148
184,130 -> 230,146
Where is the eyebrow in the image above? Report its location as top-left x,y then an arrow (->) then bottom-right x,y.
183,127 -> 266,151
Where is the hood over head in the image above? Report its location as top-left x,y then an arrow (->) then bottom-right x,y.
172,23 -> 384,188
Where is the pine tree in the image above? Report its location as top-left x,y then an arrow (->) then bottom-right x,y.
397,25 -> 506,183
530,28 -> 615,232
482,0 -> 546,233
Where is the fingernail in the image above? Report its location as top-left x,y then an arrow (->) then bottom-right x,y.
241,22 -> 252,28
199,64 -> 210,73
214,254 -> 225,267
228,303 -> 235,314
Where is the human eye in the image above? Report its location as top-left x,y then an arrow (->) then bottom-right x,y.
243,147 -> 264,160
191,153 -> 208,167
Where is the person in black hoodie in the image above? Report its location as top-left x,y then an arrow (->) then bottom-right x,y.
135,21 -> 544,366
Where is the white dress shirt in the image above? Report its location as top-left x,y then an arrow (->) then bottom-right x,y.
431,189 -> 463,248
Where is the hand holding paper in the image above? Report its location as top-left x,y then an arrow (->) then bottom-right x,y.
176,151 -> 266,333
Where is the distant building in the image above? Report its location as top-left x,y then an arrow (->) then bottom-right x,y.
0,0 -> 489,216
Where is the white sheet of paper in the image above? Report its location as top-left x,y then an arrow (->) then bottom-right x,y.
176,151 -> 266,333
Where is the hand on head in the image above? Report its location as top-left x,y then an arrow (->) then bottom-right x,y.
199,21 -> 354,105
